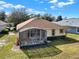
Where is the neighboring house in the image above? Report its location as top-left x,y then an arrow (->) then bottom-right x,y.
0,20 -> 8,32
16,17 -> 66,47
53,18 -> 79,34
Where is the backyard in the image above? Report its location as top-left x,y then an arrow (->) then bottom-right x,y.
0,33 -> 79,59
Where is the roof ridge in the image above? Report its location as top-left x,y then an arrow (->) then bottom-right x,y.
17,18 -> 36,30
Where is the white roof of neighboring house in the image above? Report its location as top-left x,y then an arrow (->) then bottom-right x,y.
53,18 -> 79,27
0,20 -> 8,26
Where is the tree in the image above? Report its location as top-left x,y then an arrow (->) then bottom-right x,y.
27,13 -> 56,22
29,14 -> 35,18
42,13 -> 55,21
0,11 -> 6,21
29,14 -> 41,18
8,8 -> 30,26
56,15 -> 63,21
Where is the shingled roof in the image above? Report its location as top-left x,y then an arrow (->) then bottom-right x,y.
17,17 -> 63,30
53,18 -> 79,27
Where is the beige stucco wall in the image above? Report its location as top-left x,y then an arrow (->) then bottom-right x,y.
55,29 -> 65,36
46,29 -> 65,37
46,30 -> 52,37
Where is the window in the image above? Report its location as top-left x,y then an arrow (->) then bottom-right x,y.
60,29 -> 63,33
52,29 -> 55,35
27,29 -> 46,40
28,30 -> 30,37
28,29 -> 36,37
28,29 -> 41,37
30,29 -> 36,37
41,30 -> 46,38
77,28 -> 79,32
36,29 -> 40,36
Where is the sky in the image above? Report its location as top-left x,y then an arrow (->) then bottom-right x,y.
0,0 -> 79,18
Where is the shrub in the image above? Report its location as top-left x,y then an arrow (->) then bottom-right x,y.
1,29 -> 9,34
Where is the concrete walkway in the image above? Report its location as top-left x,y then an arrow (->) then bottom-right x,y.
11,45 -> 21,52
9,32 -> 16,35
0,40 -> 8,47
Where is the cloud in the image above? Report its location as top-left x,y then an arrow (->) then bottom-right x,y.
0,1 -> 6,4
26,8 -> 34,12
44,8 -> 48,10
26,8 -> 46,14
0,7 -> 4,10
0,1 -> 45,15
48,0 -> 58,3
0,1 -> 25,9
5,12 -> 10,15
34,10 -> 46,14
40,1 -> 44,3
2,3 -> 14,8
48,0 -> 75,8
57,0 -> 75,7
50,6 -> 55,9
14,5 -> 25,9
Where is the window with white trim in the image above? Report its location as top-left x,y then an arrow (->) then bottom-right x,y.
52,29 -> 55,35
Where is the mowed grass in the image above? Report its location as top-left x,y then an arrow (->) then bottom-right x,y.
0,34 -> 8,40
0,33 -> 79,59
0,35 -> 29,59
51,34 -> 79,59
0,34 -> 61,59
67,34 -> 79,40
22,45 -> 61,59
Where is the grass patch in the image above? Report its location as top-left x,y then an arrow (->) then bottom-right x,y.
0,33 -> 79,59
22,44 -> 62,59
67,34 -> 79,40
0,34 -> 8,40
50,37 -> 79,46
0,35 -> 29,59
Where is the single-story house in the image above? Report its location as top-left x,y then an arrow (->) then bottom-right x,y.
16,17 -> 66,47
53,18 -> 79,34
0,20 -> 8,32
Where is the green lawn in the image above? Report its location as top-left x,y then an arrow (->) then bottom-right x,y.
0,34 -> 79,59
0,34 -> 8,40
22,45 -> 61,59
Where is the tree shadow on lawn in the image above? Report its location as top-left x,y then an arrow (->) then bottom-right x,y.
21,36 -> 79,59
21,44 -> 62,59
48,36 -> 79,46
